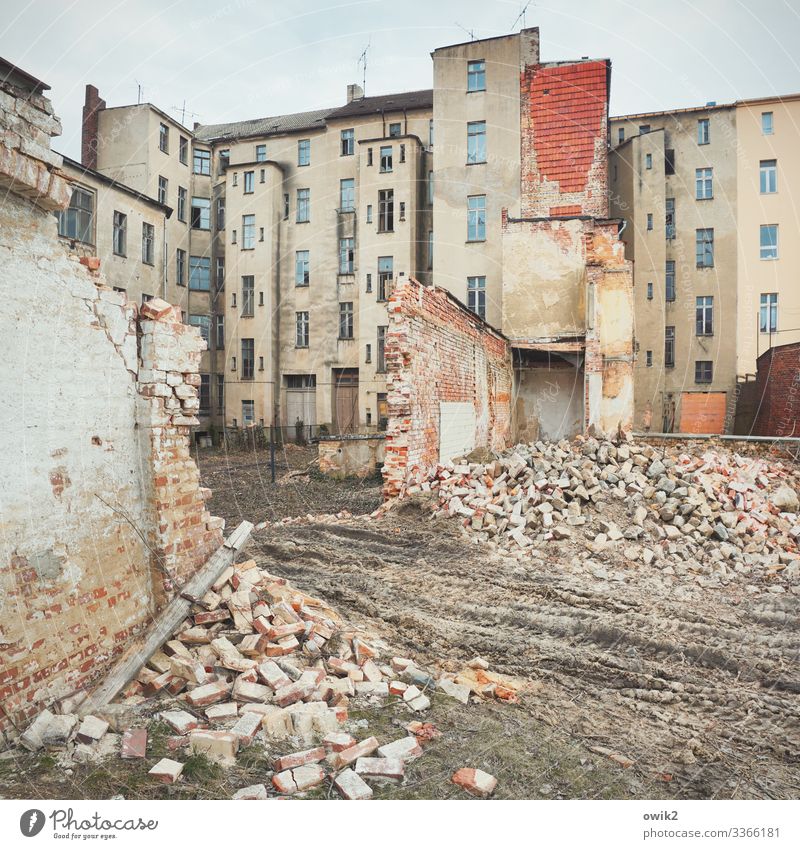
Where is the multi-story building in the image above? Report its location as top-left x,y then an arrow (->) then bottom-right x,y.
610,93 -> 800,434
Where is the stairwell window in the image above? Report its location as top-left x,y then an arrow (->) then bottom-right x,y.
244,171 -> 254,193
179,135 -> 188,165
695,167 -> 713,199
157,176 -> 168,205
665,260 -> 675,302
697,118 -> 710,145
298,139 -> 310,166
665,326 -> 675,368
241,339 -> 255,380
191,196 -> 210,230
467,121 -> 486,164
696,228 -> 714,268
341,128 -> 354,156
339,238 -> 354,274
762,112 -> 774,135
760,224 -> 778,260
159,122 -> 169,153
467,276 -> 486,320
760,293 -> 778,333
141,223 -> 154,265
467,59 -> 486,92
242,276 -> 254,316
255,143 -> 267,162
295,250 -> 310,286
380,145 -> 392,173
112,211 -> 126,256
296,311 -> 309,348
297,188 -> 310,223
665,197 -> 675,239
339,302 -> 354,339
177,186 -> 187,221
176,248 -> 186,286
377,256 -> 393,301
340,178 -> 355,211
696,296 -> 713,336
467,195 -> 486,241
760,159 -> 777,194
242,214 -> 255,249
193,148 -> 210,175
189,255 -> 210,291
695,361 -> 713,383
378,189 -> 394,232
377,326 -> 387,372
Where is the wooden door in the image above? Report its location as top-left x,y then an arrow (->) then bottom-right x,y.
333,369 -> 359,434
680,392 -> 726,434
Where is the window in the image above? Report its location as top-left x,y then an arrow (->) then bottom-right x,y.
428,170 -> 433,204
260,169 -> 265,183
697,118 -> 710,145
339,302 -> 354,339
696,167 -> 713,199
159,122 -> 169,153
339,238 -> 354,274
241,339 -> 255,379
218,149 -> 229,175
399,202 -> 406,221
242,400 -> 255,425
215,315 -> 225,350
367,148 -> 373,167
665,326 -> 675,368
760,159 -> 777,193
696,296 -> 713,336
665,148 -> 675,175
158,175 -> 168,205
365,343 -> 372,363
341,128 -> 354,156
389,122 -> 401,137
259,227 -> 264,242
298,139 -> 310,166
645,153 -> 652,169
340,178 -> 355,211
189,255 -> 210,290
141,294 -> 153,304
366,204 -> 372,223
216,197 -> 225,230
191,197 -> 210,229
665,260 -> 675,302
467,195 -> 486,241
56,186 -> 94,243
429,118 -> 434,148
296,311 -> 309,347
193,148 -> 210,175
665,197 -> 675,239
232,173 -> 238,187
177,186 -> 187,221
179,135 -> 188,165
647,213 -> 653,231
467,121 -> 486,164
378,189 -> 394,232
231,230 -> 237,244
176,248 -> 186,286
618,127 -> 625,144
380,145 -> 392,173
283,193 -> 289,220
377,392 -> 388,430
212,374 -> 223,413
762,111 -> 774,135
215,256 -> 225,290
378,256 -> 393,301
377,326 -> 387,371
295,250 -> 309,286
142,223 -> 154,265
467,59 -> 486,92
695,361 -> 713,383
242,214 -> 255,249
112,211 -> 126,256
297,188 -> 310,222
399,144 -> 405,163
255,143 -> 267,162
467,276 -> 486,320
428,230 -> 433,270
189,314 -> 210,344
646,281 -> 653,300
242,276 -> 254,316
366,273 -> 372,293
759,292 -> 778,333
244,171 -> 254,193
199,375 -> 210,413
760,224 -> 778,260
696,228 -> 714,267
646,350 -> 653,367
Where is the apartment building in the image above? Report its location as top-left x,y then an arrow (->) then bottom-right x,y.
610,93 -> 800,434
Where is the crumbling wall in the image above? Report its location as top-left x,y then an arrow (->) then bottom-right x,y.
0,67 -> 222,728
382,278 -> 512,498
751,343 -> 800,437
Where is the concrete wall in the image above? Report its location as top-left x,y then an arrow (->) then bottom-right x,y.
382,277 -> 512,497
318,435 -> 385,479
0,73 -> 222,727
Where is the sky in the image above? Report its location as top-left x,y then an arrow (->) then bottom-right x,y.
2,0 -> 800,160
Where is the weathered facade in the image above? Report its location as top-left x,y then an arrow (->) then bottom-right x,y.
0,61 -> 222,727
751,341 -> 800,437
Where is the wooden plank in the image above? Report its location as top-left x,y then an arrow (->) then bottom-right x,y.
81,520 -> 254,713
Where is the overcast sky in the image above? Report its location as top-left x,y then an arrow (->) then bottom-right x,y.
3,0 -> 800,160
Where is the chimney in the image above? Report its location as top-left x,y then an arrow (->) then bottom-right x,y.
81,84 -> 106,169
346,83 -> 364,104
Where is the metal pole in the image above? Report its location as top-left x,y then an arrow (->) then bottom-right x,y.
270,426 -> 276,483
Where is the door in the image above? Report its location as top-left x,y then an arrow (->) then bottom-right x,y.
333,368 -> 359,434
285,375 -> 317,442
679,391 -> 726,434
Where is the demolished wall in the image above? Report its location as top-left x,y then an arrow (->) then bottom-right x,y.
751,342 -> 800,437
0,64 -> 222,728
382,278 -> 512,498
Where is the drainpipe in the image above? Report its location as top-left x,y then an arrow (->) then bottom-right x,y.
162,213 -> 168,300
272,170 -> 283,434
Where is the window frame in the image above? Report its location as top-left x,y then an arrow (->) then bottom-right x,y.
467,120 -> 487,164
467,59 -> 486,92
341,128 -> 354,156
339,178 -> 355,212
241,275 -> 255,317
378,188 -> 394,233
241,338 -> 255,380
295,311 -> 309,348
159,122 -> 169,154
665,260 -> 676,302
339,237 -> 355,275
696,228 -> 714,268
467,275 -> 486,320
665,326 -> 675,368
695,360 -> 713,384
190,196 -> 211,230
112,210 -> 127,257
697,118 -> 710,145
695,295 -> 714,336
242,214 -> 256,250
761,111 -> 773,135
296,188 -> 310,223
760,293 -> 778,333
297,139 -> 310,167
57,185 -> 94,244
695,167 -> 713,200
760,224 -> 778,260
760,159 -> 777,194
141,222 -> 155,265
176,248 -> 186,286
467,194 -> 486,242
338,301 -> 354,339
177,186 -> 187,222
188,255 -> 211,291
193,148 -> 210,175
295,250 -> 310,286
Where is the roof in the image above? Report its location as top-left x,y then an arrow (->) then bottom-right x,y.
432,26 -> 538,54
612,91 -> 800,122
57,154 -> 173,217
0,56 -> 49,94
194,89 -> 433,142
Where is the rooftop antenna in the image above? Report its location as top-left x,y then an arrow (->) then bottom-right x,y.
171,100 -> 200,125
510,0 -> 534,31
357,39 -> 370,95
136,81 -> 142,104
455,21 -> 476,41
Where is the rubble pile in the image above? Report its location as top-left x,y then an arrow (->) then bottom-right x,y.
408,437 -> 800,594
14,560 -> 506,799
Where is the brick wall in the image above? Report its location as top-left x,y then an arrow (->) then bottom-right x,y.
0,68 -> 222,728
382,278 -> 512,498
752,343 -> 800,437
81,84 -> 105,170
520,60 -> 609,218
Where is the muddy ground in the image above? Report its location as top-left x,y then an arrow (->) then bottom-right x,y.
197,447 -> 800,800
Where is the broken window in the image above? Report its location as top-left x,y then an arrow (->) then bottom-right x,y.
696,228 -> 714,267
389,122 -> 402,137
216,374 -> 224,412
179,135 -> 188,165
339,237 -> 354,274
191,197 -> 210,229
215,314 -> 225,349
467,59 -> 486,92
467,121 -> 486,164
298,139 -> 310,166
467,195 -> 486,241
467,275 -> 486,320
241,338 -> 255,379
760,224 -> 778,260
295,250 -> 310,286
56,185 -> 94,243
760,293 -> 778,333
193,148 -> 210,175
695,296 -> 713,336
377,325 -> 387,372
665,326 -> 675,368
377,256 -> 393,301
112,211 -> 126,256
242,399 -> 255,425
341,128 -> 354,156
142,223 -> 155,265
665,197 -> 675,240
242,276 -> 255,316
176,248 -> 186,286
695,361 -> 713,383
695,167 -> 713,199
378,189 -> 394,232
159,122 -> 169,153
199,375 -> 210,413
189,314 -> 210,344
665,149 -> 675,175
339,302 -> 354,339
296,311 -> 309,347
189,255 -> 210,290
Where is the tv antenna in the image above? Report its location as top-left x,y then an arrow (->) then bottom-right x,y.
511,0 -> 534,31
171,100 -> 200,125
455,21 -> 476,41
136,81 -> 143,104
357,39 -> 370,94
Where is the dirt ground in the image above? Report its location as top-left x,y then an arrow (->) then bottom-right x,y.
197,447 -> 800,800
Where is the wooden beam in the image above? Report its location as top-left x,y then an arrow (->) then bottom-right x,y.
81,520 -> 254,714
